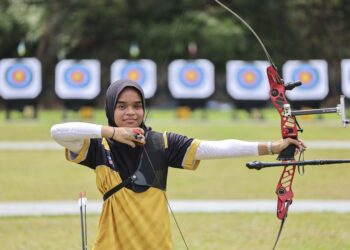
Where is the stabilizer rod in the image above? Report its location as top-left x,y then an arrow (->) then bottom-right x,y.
247,159 -> 350,170
291,108 -> 338,116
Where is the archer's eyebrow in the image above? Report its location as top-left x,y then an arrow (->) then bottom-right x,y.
116,101 -> 143,105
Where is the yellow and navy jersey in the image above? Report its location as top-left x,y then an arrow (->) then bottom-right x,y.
65,131 -> 201,250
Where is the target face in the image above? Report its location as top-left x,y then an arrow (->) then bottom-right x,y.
64,65 -> 91,88
5,64 -> 33,89
55,60 -> 100,99
341,59 -> 350,98
120,63 -> 146,84
168,59 -> 214,99
291,64 -> 319,90
283,60 -> 328,100
111,59 -> 157,99
0,58 -> 42,99
226,60 -> 270,100
179,64 -> 204,88
237,65 -> 262,89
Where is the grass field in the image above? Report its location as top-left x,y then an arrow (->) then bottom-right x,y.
0,108 -> 349,249
1,213 -> 350,250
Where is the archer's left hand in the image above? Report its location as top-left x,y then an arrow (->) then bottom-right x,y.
272,138 -> 306,155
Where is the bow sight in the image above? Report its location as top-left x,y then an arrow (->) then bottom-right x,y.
283,95 -> 350,128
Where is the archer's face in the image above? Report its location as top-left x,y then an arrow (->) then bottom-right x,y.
114,87 -> 144,127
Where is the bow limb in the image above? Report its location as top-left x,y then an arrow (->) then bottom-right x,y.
213,1 -> 300,248
215,0 -> 301,221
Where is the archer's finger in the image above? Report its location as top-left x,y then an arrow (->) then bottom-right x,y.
132,128 -> 144,135
128,141 -> 136,148
120,138 -> 136,148
133,135 -> 145,146
298,139 -> 307,149
288,138 -> 306,151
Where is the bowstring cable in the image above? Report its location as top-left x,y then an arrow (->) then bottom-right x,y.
214,1 -> 290,250
141,4 -> 189,249
214,0 -> 276,69
143,148 -> 189,249
142,3 -> 185,124
297,149 -> 305,175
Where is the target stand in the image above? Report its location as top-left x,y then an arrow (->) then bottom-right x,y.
61,99 -> 96,121
232,100 -> 268,120
0,57 -> 42,120
2,99 -> 39,120
175,98 -> 209,120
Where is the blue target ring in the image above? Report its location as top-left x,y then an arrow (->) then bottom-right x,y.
179,64 -> 204,88
121,63 -> 146,86
64,65 -> 91,88
236,65 -> 262,90
5,63 -> 33,89
292,64 -> 319,90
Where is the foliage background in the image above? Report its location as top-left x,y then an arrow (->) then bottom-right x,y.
1,0 -> 350,107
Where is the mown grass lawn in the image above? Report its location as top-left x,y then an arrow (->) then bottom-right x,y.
0,108 -> 349,249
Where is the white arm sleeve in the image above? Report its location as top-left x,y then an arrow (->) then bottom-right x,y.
50,122 -> 102,153
195,139 -> 259,160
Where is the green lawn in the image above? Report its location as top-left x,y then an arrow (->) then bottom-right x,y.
1,213 -> 349,250
0,109 -> 349,249
0,108 -> 349,141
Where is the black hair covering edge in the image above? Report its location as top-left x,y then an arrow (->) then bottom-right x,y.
104,79 -> 146,127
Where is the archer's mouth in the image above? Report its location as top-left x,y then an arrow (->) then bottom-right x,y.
123,119 -> 140,126
124,119 -> 137,122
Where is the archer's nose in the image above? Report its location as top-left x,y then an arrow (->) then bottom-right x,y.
125,106 -> 136,115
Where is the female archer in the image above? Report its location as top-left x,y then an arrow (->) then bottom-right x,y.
51,79 -> 305,250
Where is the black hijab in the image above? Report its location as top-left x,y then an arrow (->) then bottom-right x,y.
104,79 -> 148,183
105,79 -> 146,128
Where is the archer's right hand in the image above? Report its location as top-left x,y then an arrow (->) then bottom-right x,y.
109,127 -> 145,148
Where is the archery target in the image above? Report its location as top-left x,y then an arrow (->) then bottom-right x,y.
0,58 -> 41,99
111,59 -> 156,99
6,64 -> 32,89
226,60 -> 270,100
168,59 -> 214,98
55,60 -> 100,99
64,65 -> 91,89
121,64 -> 146,83
283,60 -> 328,100
179,64 -> 204,88
341,59 -> 350,98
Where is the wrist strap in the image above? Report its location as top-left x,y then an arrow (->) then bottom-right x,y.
267,141 -> 274,155
110,127 -> 115,139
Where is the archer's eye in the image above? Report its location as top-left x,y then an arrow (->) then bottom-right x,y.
116,104 -> 125,110
134,103 -> 143,109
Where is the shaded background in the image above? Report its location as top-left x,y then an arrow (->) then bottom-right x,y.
0,0 -> 350,108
